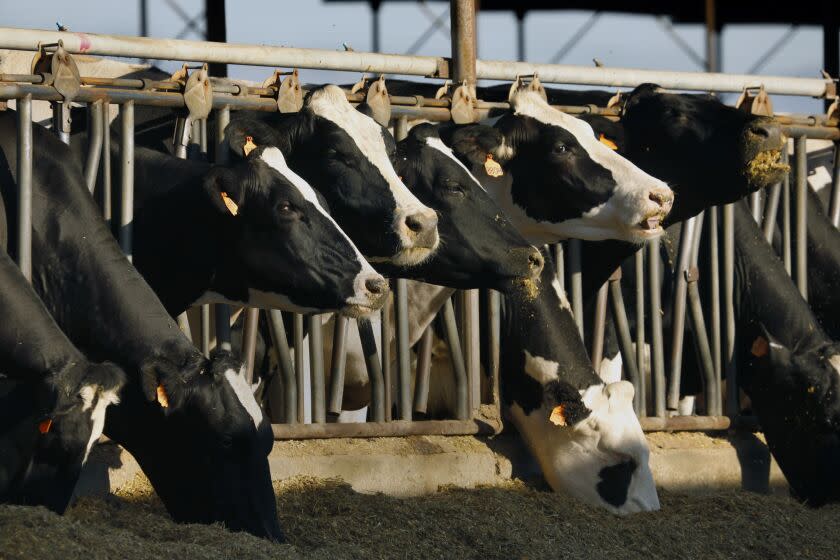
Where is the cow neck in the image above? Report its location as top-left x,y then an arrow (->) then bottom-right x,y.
728,201 -> 827,352
131,153 -> 238,315
501,247 -> 602,414
798,188 -> 840,338
0,117 -> 199,371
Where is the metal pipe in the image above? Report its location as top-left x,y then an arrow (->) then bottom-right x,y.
450,0 -> 477,86
830,143 -> 840,228
119,100 -> 134,260
293,313 -> 305,424
762,182 -> 782,243
709,207 -> 722,406
608,270 -> 642,413
267,309 -> 296,424
271,417 -> 502,440
176,313 -> 193,342
750,191 -> 762,224
639,415 -> 730,432
0,27 -> 446,77
243,307 -> 260,384
591,282 -> 608,370
327,316 -> 349,416
84,100 -> 103,193
357,318 -> 385,422
486,289 -> 501,409
395,279 -> 412,421
553,244 -> 564,291
568,239 -> 584,337
687,272 -> 720,416
16,94 -> 32,281
723,203 -> 738,417
794,136 -> 808,300
200,304 -> 210,357
100,100 -> 111,225
648,238 -> 666,418
413,327 -> 433,415
381,296 -> 393,421
442,298 -> 469,420
634,249 -> 646,416
51,101 -> 70,144
460,289 -> 480,413
666,216 -> 697,412
782,150 -> 792,274
308,314 -> 326,423
214,106 -> 232,352
780,125 -> 840,140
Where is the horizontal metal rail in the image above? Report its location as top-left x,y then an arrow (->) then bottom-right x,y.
272,418 -> 503,440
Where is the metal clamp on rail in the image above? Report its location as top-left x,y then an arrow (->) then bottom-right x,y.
263,69 -> 303,113
507,73 -> 547,102
32,41 -> 80,144
735,84 -> 774,117
450,80 -> 476,124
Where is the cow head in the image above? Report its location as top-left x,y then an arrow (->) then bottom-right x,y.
744,331 -> 840,506
244,85 -> 439,266
207,123 -> 388,318
127,349 -> 283,541
7,361 -> 125,513
621,84 -> 787,224
378,123 -> 543,291
471,90 -> 673,244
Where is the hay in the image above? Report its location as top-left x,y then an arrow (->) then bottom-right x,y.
2,474 -> 840,559
745,149 -> 789,184
513,276 -> 540,301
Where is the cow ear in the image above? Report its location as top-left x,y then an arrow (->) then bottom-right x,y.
494,113 -> 540,161
544,379 -> 591,427
203,167 -> 243,217
623,83 -> 662,113
750,324 -> 791,366
140,357 -> 195,410
225,118 -> 282,159
355,102 -> 376,121
439,123 -> 508,166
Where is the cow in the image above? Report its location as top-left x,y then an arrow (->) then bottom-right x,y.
0,248 -> 125,513
0,111 -> 283,541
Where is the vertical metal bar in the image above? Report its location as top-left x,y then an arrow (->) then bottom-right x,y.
750,191 -> 762,225
52,102 -> 70,145
214,106 -> 232,351
413,327 -> 433,414
568,238 -> 584,337
100,101 -> 112,225
723,203 -> 738,417
243,307 -> 260,385
460,289 -> 480,413
762,182 -> 782,243
591,282 -> 608,370
634,249 -> 646,416
609,270 -> 642,414
486,289 -> 501,410
371,1 -> 381,52
442,299 -> 469,420
395,279 -> 412,421
687,275 -> 720,416
267,309 -> 296,424
450,0 -> 477,87
648,238 -> 666,418
667,216 -> 697,411
829,143 -> 840,228
293,313 -> 305,424
381,296 -> 393,421
201,305 -> 211,357
328,316 -> 349,415
709,207 -> 722,411
16,94 -> 32,281
782,150 -> 792,274
119,100 -> 134,260
308,314 -> 326,423
177,313 -> 193,342
84,100 -> 103,193
794,135 -> 808,300
554,243 -> 565,291
358,318 -> 385,422
172,117 -> 194,345
704,0 -> 721,73
515,11 -> 526,61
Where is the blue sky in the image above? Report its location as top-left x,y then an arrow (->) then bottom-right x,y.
0,0 -> 829,113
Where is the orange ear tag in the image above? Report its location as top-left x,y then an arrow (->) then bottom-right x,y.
549,405 -> 567,426
751,336 -> 769,358
599,134 -> 618,150
220,192 -> 239,216
484,154 -> 504,177
156,384 -> 170,408
243,135 -> 257,157
38,418 -> 52,434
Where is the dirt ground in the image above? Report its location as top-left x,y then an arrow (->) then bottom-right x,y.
1,473 -> 838,560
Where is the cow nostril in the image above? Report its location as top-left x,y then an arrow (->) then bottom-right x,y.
365,277 -> 388,295
529,250 -> 544,272
649,191 -> 670,207
405,211 -> 438,234
748,124 -> 771,139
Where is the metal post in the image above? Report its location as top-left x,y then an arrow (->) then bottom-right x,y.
831,143 -> 840,228
723,203 -> 738,417
591,282 -> 608,370
395,279 -> 412,421
308,314 -> 326,423
214,106 -> 232,351
243,307 -> 260,384
782,150 -> 792,274
177,313 -> 193,342
413,327 -> 433,414
371,0 -> 381,52
267,309 -> 296,423
16,94 -> 32,281
608,269 -> 642,413
515,10 -> 526,62
293,312 -> 305,423
705,0 -> 721,73
667,216 -> 697,412
358,318 -> 385,422
763,181 -> 782,243
648,238 -> 666,417
794,135 -> 808,300
486,289 -> 501,409
201,305 -> 211,357
750,191 -> 762,224
824,9 -> 839,112
634,249 -> 646,416
442,298 -> 469,420
205,0 -> 228,77
460,289 -> 480,413
51,102 -> 70,144
450,0 -> 477,86
381,296 -> 393,421
553,243 -> 564,291
328,316 -> 349,416
119,100 -> 134,260
100,101 -> 112,225
568,238 -> 584,337
84,100 -> 103,192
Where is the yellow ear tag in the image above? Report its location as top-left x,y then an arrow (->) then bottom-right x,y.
484,153 -> 504,177
220,192 -> 239,216
243,135 -> 257,157
549,405 -> 567,426
38,418 -> 52,434
156,384 -> 170,408
599,134 -> 618,151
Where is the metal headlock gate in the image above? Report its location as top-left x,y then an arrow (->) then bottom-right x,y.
0,4 -> 837,438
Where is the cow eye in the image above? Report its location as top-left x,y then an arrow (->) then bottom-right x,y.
553,143 -> 568,154
443,180 -> 465,196
277,201 -> 296,214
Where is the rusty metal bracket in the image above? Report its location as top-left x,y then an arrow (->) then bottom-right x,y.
450,81 -> 477,124
31,41 -> 80,102
183,63 -> 213,121
350,74 -> 369,95
735,84 -> 774,117
507,73 -> 547,103
365,75 -> 391,127
685,266 -> 700,283
434,80 -> 452,100
263,69 -> 302,113
606,90 -> 623,110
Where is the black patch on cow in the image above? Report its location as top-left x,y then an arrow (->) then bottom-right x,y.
543,379 -> 591,426
597,459 -> 637,507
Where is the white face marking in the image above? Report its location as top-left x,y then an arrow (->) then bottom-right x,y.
598,353 -> 623,384
257,148 -> 384,311
523,350 -> 559,384
829,355 -> 840,378
498,90 -> 672,244
224,367 -> 264,429
424,137 -> 486,192
80,386 -> 120,463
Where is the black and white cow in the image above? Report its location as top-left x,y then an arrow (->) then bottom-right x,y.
0,111 -> 283,540
0,248 -> 125,513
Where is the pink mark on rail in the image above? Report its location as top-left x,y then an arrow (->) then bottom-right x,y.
76,33 -> 92,53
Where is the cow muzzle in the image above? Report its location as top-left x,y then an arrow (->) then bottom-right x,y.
392,208 -> 440,266
343,272 -> 390,318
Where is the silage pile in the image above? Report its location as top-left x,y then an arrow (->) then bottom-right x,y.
1,474 -> 838,560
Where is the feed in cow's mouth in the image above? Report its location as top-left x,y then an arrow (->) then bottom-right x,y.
341,303 -> 380,319
390,246 -> 437,267
745,149 -> 789,185
514,276 -> 540,300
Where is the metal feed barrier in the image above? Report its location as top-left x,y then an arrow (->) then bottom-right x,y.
0,15 -> 837,438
